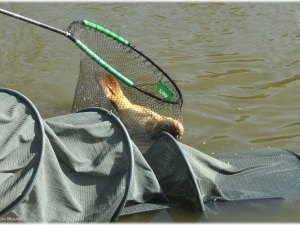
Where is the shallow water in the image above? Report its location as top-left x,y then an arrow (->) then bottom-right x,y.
1,2 -> 300,222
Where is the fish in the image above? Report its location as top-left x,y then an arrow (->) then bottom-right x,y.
99,73 -> 184,140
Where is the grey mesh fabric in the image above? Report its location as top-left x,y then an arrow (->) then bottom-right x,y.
1,88 -> 300,222
0,89 -> 44,217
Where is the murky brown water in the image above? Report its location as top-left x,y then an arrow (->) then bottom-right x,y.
1,2 -> 300,222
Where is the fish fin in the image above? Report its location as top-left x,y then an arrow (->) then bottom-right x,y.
105,73 -> 123,97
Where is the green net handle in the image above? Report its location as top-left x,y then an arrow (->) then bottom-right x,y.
79,20 -> 176,103
75,40 -> 134,87
83,20 -> 129,46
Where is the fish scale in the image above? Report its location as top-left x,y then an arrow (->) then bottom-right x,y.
100,73 -> 184,140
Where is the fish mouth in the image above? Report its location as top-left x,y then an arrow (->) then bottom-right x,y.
176,134 -> 183,140
168,130 -> 183,140
157,119 -> 184,140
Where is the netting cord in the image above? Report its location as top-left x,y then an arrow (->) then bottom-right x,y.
0,8 -> 183,106
81,20 -> 183,106
0,89 -> 45,218
157,132 -> 207,214
129,44 -> 183,107
76,107 -> 134,222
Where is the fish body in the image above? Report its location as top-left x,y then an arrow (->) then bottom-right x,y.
99,73 -> 184,139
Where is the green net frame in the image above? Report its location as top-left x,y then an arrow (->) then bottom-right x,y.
69,20 -> 183,139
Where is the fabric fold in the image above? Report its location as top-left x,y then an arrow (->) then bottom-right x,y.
2,89 -> 300,222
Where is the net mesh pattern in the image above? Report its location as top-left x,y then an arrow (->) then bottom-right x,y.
68,21 -> 183,139
144,133 -> 300,211
0,89 -> 44,217
3,89 -> 300,222
11,108 -> 134,222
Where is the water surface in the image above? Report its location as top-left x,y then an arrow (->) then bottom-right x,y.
1,2 -> 300,222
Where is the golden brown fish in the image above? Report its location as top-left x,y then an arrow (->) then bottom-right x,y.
99,73 -> 184,140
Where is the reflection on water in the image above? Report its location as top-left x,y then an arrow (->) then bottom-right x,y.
1,1 -> 300,223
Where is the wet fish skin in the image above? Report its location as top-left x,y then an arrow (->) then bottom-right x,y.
99,73 -> 184,140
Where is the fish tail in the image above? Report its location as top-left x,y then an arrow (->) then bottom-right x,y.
98,75 -> 110,98
99,73 -> 124,101
105,73 -> 123,98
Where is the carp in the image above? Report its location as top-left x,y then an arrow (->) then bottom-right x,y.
99,73 -> 184,140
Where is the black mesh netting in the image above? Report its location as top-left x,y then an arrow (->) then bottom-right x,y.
68,21 -> 183,140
